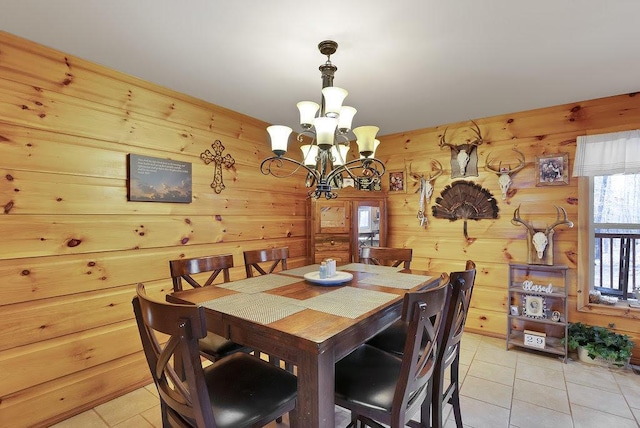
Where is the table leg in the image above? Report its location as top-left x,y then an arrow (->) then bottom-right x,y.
291,348 -> 335,428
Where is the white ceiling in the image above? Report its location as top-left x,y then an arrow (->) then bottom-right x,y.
2,0 -> 640,136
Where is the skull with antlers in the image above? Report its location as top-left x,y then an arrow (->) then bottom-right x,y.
409,160 -> 444,227
511,205 -> 574,265
485,148 -> 526,200
439,120 -> 484,177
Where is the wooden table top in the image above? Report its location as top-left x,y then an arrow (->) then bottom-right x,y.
168,263 -> 441,428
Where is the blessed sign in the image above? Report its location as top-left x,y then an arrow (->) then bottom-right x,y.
522,280 -> 553,294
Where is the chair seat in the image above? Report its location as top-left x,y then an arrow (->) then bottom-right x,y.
199,332 -> 251,359
365,319 -> 406,357
335,344 -> 406,413
202,353 -> 297,428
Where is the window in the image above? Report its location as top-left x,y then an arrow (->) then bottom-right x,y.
574,130 -> 640,310
589,175 -> 640,299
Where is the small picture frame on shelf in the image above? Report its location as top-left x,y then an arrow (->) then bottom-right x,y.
510,305 -> 520,316
535,153 -> 569,186
523,295 -> 547,319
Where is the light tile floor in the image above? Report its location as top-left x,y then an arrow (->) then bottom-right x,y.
50,333 -> 640,428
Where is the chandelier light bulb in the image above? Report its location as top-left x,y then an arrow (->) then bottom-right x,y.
267,125 -> 293,156
301,144 -> 319,166
321,87 -> 348,118
360,139 -> 381,159
353,126 -> 380,157
313,117 -> 338,149
331,144 -> 350,166
338,106 -> 357,133
297,101 -> 320,129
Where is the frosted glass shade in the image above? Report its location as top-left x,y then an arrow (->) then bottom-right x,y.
321,87 -> 348,118
300,144 -> 319,166
353,126 -> 380,156
372,139 -> 380,156
338,106 -> 357,133
313,117 -> 338,149
297,101 -> 320,129
331,144 -> 350,166
267,125 -> 292,156
360,139 -> 380,159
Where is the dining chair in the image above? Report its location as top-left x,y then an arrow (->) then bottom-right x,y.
428,260 -> 476,428
360,246 -> 413,269
333,273 -> 450,428
170,254 -> 234,292
243,247 -> 289,277
132,283 -> 297,428
169,255 -> 251,362
366,261 -> 476,428
242,246 -> 294,388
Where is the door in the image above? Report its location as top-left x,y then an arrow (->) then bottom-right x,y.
353,199 -> 387,261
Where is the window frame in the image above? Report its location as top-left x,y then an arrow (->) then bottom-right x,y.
577,176 -> 640,316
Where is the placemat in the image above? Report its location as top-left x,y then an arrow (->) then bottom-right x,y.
280,264 -> 321,277
300,286 -> 397,319
217,274 -> 300,293
339,263 -> 403,274
359,272 -> 433,289
199,293 -> 305,324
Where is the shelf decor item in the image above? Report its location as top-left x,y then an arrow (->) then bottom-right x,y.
523,295 -> 547,319
523,330 -> 546,349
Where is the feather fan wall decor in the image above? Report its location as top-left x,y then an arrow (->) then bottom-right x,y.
432,180 -> 499,240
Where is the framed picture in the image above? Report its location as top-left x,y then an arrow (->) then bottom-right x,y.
535,153 -> 569,186
127,154 -> 192,203
389,170 -> 406,192
522,295 -> 547,319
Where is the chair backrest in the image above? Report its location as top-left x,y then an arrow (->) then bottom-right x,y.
169,254 -> 234,292
360,246 -> 413,269
392,273 -> 449,425
243,247 -> 289,278
439,260 -> 477,368
132,283 -> 216,427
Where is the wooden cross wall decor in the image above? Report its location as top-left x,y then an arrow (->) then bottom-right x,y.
200,140 -> 235,194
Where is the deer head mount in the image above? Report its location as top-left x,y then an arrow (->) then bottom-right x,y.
485,147 -> 526,201
409,160 -> 444,227
439,120 -> 484,178
511,205 -> 574,265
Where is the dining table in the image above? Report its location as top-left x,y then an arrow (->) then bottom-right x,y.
167,262 -> 441,428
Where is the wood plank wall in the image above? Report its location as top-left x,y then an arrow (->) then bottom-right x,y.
0,32 -> 310,427
2,30 -> 640,427
376,91 -> 640,363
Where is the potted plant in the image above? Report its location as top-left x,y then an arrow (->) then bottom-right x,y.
565,322 -> 634,367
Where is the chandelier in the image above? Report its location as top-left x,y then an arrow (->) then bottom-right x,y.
260,40 -> 386,199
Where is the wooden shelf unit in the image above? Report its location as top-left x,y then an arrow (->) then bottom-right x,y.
506,263 -> 569,362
